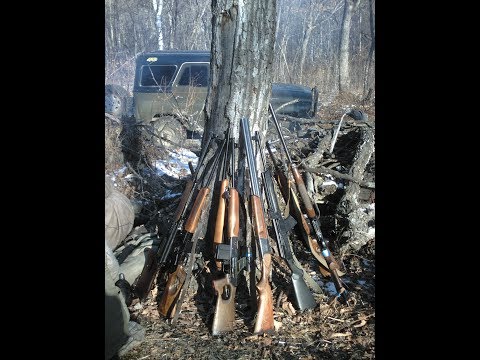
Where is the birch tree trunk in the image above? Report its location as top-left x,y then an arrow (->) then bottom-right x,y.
338,0 -> 361,93
204,0 -> 277,145
298,1 -> 318,84
153,0 -> 164,50
363,0 -> 375,97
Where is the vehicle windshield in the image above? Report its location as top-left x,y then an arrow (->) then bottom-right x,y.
140,65 -> 177,87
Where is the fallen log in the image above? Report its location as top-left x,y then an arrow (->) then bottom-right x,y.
335,126 -> 375,254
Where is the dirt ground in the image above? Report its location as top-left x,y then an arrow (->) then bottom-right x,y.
109,92 -> 375,360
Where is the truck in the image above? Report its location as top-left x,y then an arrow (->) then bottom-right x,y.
105,50 -> 319,144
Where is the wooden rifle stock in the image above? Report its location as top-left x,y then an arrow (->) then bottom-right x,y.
251,196 -> 274,335
184,188 -> 210,233
133,247 -> 159,302
212,275 -> 236,335
254,254 -> 274,334
157,265 -> 186,317
213,180 -> 228,271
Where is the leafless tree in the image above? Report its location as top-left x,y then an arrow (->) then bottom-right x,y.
363,0 -> 375,98
105,0 -> 374,99
153,0 -> 164,49
338,0 -> 361,93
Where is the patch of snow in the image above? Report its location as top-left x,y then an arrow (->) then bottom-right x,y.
321,180 -> 337,188
160,190 -> 182,200
322,281 -> 338,296
311,270 -> 342,296
153,148 -> 199,179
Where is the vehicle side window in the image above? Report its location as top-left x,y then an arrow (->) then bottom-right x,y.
140,65 -> 177,87
178,64 -> 209,87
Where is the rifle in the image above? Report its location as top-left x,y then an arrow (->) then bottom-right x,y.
133,134 -> 214,302
240,117 -> 275,335
265,141 -> 344,279
212,136 -> 249,335
212,130 -> 231,271
255,131 -> 317,311
158,136 -> 227,318
268,103 -> 347,302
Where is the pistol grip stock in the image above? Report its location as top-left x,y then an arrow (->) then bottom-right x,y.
253,256 -> 274,335
157,265 -> 187,318
211,275 -> 237,335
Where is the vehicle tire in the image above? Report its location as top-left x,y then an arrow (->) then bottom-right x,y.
151,116 -> 186,148
105,84 -> 129,118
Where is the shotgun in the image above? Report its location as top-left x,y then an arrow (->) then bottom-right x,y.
268,103 -> 347,302
133,134 -> 214,302
212,137 -> 249,335
158,136 -> 227,318
240,117 -> 275,335
255,132 -> 317,311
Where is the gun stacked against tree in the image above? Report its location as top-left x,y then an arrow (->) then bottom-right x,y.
265,141 -> 345,280
240,117 -> 275,335
212,128 -> 231,271
134,134 -> 214,302
268,103 -> 347,302
212,135 -> 250,335
254,131 -> 317,311
158,136 -> 227,318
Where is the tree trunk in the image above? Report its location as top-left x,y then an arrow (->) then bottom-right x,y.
338,0 -> 361,93
363,0 -> 375,97
298,1 -> 317,84
153,0 -> 164,50
204,0 -> 277,145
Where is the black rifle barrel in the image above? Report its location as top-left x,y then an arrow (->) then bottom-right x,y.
268,103 -> 292,164
241,118 -> 261,196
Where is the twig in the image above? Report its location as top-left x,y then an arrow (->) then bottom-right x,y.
303,165 -> 375,189
343,253 -> 374,262
329,112 -> 347,154
105,112 -> 122,124
272,98 -> 300,114
327,316 -> 345,322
